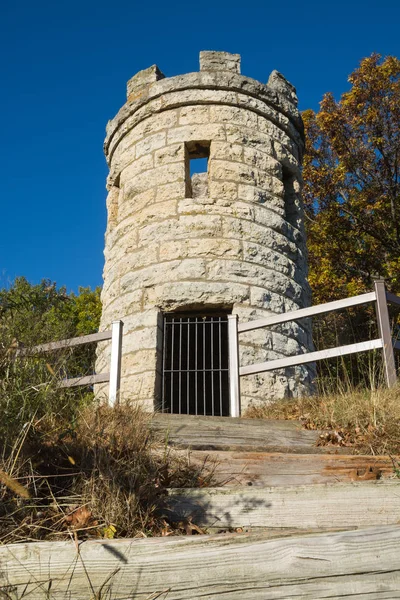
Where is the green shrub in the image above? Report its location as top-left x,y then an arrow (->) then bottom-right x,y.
0,277 -> 101,453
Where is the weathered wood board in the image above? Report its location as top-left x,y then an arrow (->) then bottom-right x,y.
1,526 -> 400,599
166,481 -> 400,529
179,450 -> 397,486
153,413 -> 343,453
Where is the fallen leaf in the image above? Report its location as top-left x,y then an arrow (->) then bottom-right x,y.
64,506 -> 97,530
103,524 -> 117,539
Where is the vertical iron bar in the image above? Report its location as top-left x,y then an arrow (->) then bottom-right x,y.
211,317 -> 214,416
170,318 -> 174,414
109,320 -> 123,407
203,317 -> 206,415
187,317 -> 190,414
161,317 -> 167,412
228,314 -> 240,417
374,279 -> 397,387
219,317 -> 222,416
195,318 -> 198,416
179,318 -> 182,414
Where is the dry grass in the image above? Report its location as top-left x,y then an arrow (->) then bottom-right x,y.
245,383 -> 400,456
0,403 -> 215,545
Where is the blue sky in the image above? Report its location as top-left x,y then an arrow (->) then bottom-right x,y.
1,0 -> 400,293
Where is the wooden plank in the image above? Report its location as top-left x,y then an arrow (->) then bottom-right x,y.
59,372 -> 110,388
18,330 -> 112,355
387,291 -> 400,306
152,413 -> 338,454
228,314 -> 240,416
240,338 -> 383,376
238,291 -> 376,333
166,481 -> 400,529
108,320 -> 123,406
180,451 -> 397,487
1,526 -> 400,599
375,279 -> 397,387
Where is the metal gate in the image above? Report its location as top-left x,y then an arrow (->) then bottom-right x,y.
161,313 -> 230,415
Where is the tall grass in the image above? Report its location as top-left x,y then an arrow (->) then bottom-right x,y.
245,354 -> 400,456
0,351 -> 213,545
0,280 -> 215,545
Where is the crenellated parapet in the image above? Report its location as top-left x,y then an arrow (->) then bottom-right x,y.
104,52 -> 304,186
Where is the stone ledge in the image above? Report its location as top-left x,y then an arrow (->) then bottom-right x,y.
106,96 -> 302,165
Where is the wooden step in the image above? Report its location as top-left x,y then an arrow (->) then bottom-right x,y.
152,413 -> 342,453
2,526 -> 400,599
178,450 -> 396,486
165,481 -> 400,530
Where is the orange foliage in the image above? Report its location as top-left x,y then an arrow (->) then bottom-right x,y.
303,54 -> 400,304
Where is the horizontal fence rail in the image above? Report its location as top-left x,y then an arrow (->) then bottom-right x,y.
237,292 -> 377,334
59,373 -> 111,388
17,321 -> 123,406
17,330 -> 113,355
240,339 -> 383,377
230,279 -> 400,413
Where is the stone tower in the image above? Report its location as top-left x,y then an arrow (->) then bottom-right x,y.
96,51 -> 313,413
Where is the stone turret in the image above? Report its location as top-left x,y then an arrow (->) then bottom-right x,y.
96,51 -> 313,413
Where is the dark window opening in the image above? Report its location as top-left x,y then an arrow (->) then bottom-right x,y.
113,173 -> 121,189
161,312 -> 230,416
185,141 -> 210,199
282,167 -> 299,230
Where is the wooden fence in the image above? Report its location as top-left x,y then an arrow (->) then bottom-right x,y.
228,279 -> 400,417
18,320 -> 124,406
16,279 -> 400,416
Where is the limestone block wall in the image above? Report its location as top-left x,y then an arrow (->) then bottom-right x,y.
96,51 -> 314,410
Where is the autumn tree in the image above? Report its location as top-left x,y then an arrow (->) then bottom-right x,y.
303,53 -> 400,305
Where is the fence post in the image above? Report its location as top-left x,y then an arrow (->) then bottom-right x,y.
109,320 -> 124,406
374,279 -> 397,388
228,314 -> 240,417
